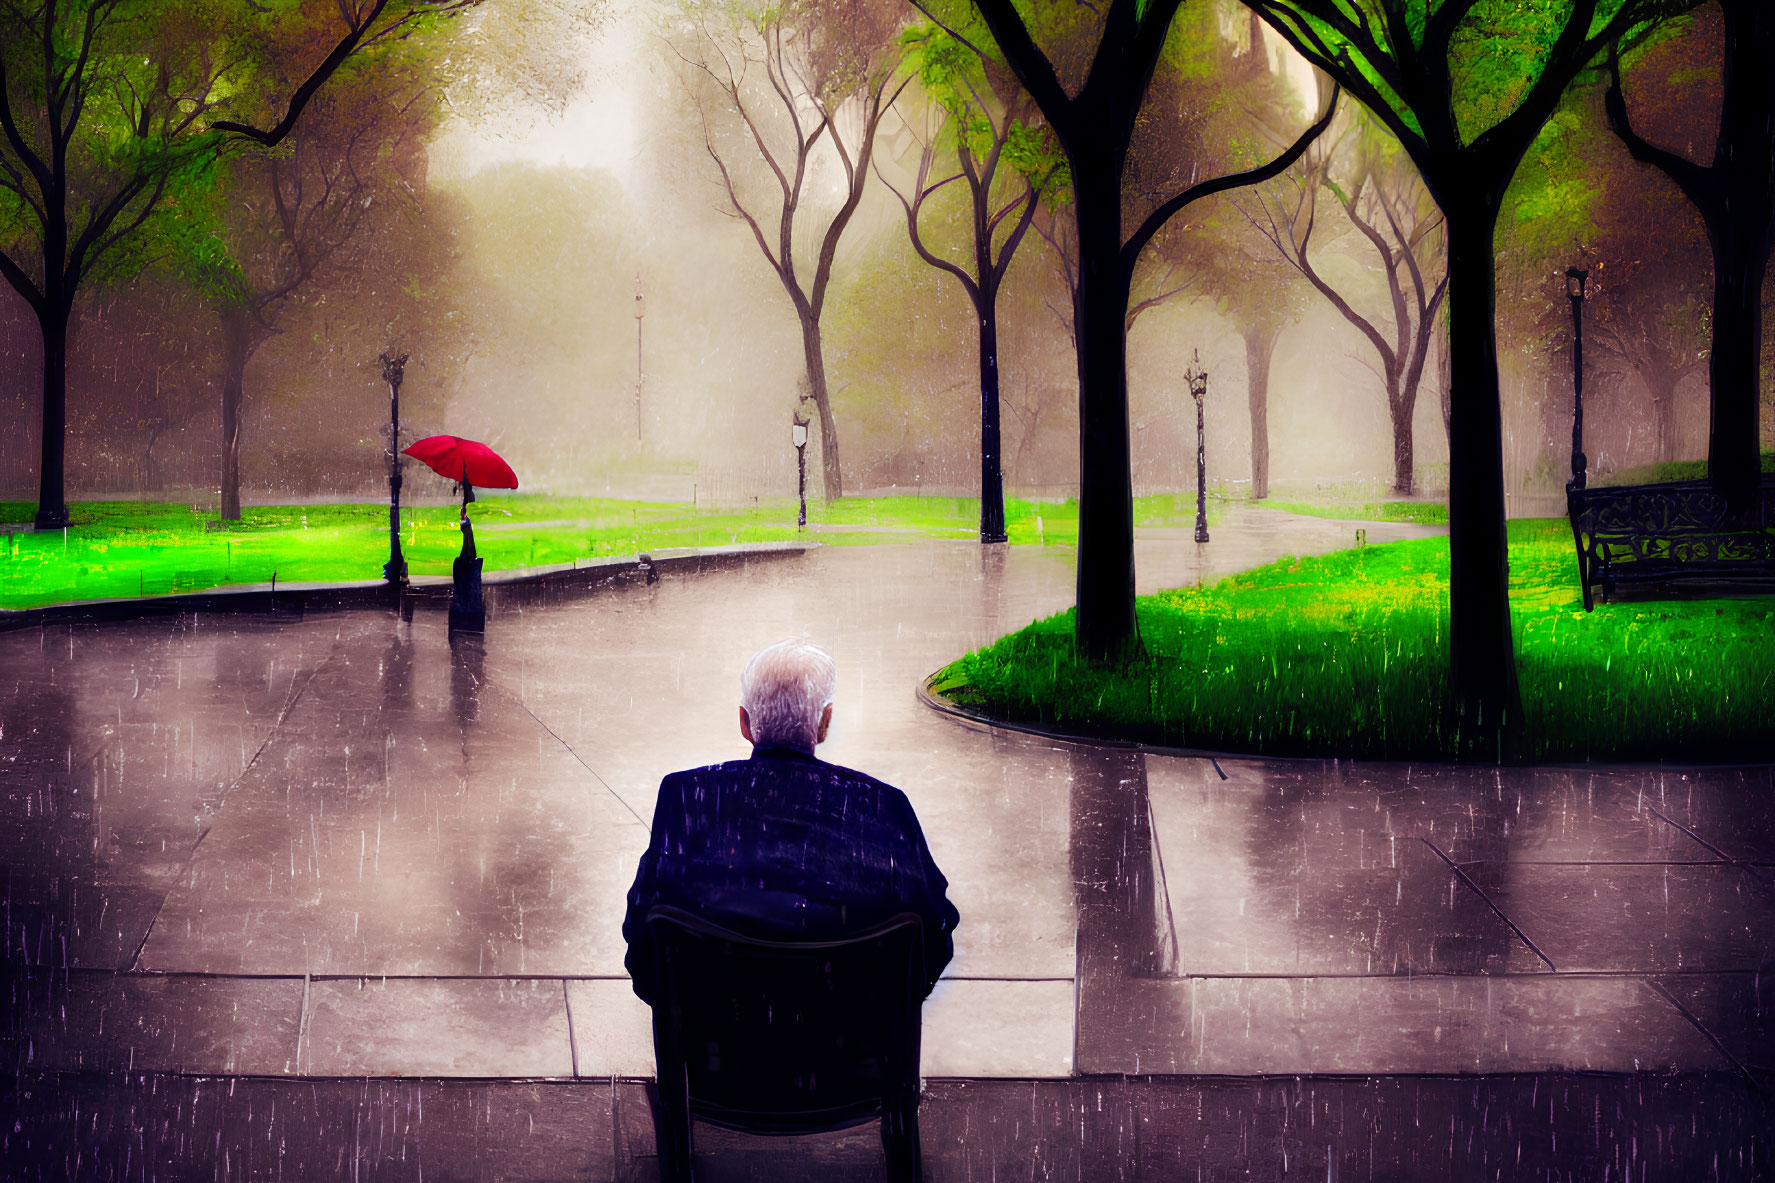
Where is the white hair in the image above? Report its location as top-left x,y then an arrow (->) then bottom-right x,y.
741,639 -> 837,751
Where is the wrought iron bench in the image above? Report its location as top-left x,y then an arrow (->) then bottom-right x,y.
1566,476 -> 1775,611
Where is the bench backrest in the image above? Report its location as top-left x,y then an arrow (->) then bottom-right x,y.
1571,478 -> 1774,541
644,905 -> 925,1135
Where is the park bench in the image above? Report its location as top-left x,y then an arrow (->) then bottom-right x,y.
1566,476 -> 1775,611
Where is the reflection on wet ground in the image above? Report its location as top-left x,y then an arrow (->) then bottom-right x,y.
3,508 -> 1770,1175
1092,748 -> 1775,1078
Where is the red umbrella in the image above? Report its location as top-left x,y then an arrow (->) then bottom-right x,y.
402,435 -> 519,490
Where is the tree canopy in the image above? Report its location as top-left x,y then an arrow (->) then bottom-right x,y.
0,0 -> 482,527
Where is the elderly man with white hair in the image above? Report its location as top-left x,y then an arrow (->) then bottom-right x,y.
621,639 -> 959,1003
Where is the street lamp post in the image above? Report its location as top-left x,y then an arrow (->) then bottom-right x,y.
1186,351 -> 1211,544
634,273 -> 645,444
1566,266 -> 1589,491
380,351 -> 409,586
792,415 -> 809,529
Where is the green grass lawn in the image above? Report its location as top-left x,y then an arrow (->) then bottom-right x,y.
933,518 -> 1775,763
0,492 -> 1226,611
1257,498 -> 1449,525
1604,448 -> 1775,487
1249,449 -> 1775,523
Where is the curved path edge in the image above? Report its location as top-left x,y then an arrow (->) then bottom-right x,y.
916,669 -> 1310,767
0,540 -> 814,634
916,670 -> 1775,774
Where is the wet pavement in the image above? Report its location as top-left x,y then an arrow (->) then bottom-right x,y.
3,505 -> 1771,1176
6,1073 -> 1768,1180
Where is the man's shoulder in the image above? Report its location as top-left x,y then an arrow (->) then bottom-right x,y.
660,760 -> 741,784
663,753 -> 906,800
801,753 -> 900,791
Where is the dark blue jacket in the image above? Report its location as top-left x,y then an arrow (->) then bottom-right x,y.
622,745 -> 959,1002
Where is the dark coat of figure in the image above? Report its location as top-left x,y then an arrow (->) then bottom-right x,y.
623,641 -> 958,1002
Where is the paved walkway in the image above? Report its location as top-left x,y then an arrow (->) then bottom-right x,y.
8,1074 -> 1765,1180
4,505 -> 1770,1096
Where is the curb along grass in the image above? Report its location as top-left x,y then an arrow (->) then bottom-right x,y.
0,494 -> 1230,611
933,519 -> 1775,763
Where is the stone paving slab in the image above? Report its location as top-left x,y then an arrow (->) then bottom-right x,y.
920,978 -> 1075,1078
1081,974 -> 1729,1076
1482,863 -> 1775,973
1637,766 -> 1775,863
467,545 -> 1084,983
1474,767 -> 1726,864
4,971 -> 303,1075
0,877 -> 164,972
1655,971 -> 1775,1073
566,978 -> 655,1077
139,626 -> 650,978
1147,759 -> 1539,976
300,977 -> 575,1078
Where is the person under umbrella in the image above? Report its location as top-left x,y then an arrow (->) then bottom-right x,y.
401,435 -> 519,631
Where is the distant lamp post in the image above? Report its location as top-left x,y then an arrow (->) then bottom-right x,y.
792,415 -> 810,529
379,351 -> 409,586
1185,350 -> 1211,544
634,273 -> 645,444
1566,266 -> 1589,491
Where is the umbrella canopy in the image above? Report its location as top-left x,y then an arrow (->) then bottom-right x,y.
402,435 -> 518,489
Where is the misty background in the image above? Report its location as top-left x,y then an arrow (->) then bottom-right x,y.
1,0 -> 1762,515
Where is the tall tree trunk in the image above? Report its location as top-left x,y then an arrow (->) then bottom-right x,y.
977,294 -> 1007,542
1651,391 -> 1675,465
1709,0 -> 1775,508
799,315 -> 842,501
1442,206 -> 1522,758
1243,325 -> 1277,500
1638,348 -> 1682,465
1708,231 -> 1768,503
1071,157 -> 1138,660
1438,313 -> 1452,447
1395,305 -> 1441,497
219,303 -> 252,521
1390,381 -> 1414,496
33,303 -> 71,530
1607,0 -> 1773,506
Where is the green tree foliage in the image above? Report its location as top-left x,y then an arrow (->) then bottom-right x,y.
0,0 -> 481,529
202,12 -> 447,519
